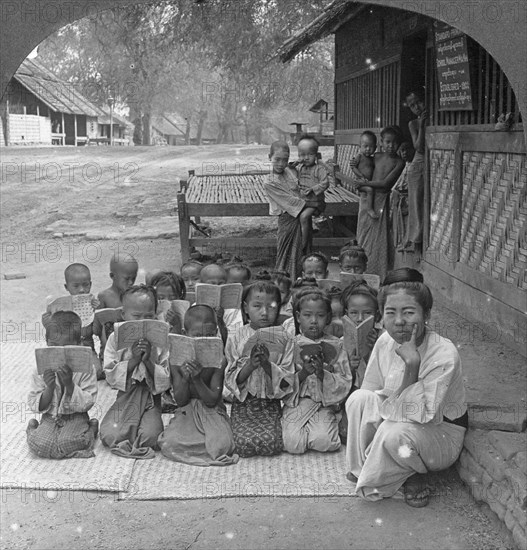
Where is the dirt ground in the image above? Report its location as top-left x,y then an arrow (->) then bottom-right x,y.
0,145 -> 516,549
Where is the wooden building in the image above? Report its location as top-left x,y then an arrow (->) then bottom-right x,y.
279,1 -> 526,355
2,58 -> 105,146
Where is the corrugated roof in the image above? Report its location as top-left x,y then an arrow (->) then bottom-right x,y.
277,0 -> 366,62
151,115 -> 185,136
13,58 -> 105,117
98,106 -> 134,127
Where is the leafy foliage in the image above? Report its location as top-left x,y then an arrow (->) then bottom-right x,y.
36,0 -> 334,144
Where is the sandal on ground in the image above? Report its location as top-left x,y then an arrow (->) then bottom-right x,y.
403,473 -> 430,508
346,472 -> 358,483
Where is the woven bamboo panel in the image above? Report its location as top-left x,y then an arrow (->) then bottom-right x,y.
428,149 -> 456,259
185,173 -> 358,204
459,152 -> 527,289
336,144 -> 360,177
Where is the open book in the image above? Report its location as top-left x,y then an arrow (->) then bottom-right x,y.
114,320 -> 169,351
35,346 -> 93,375
157,299 -> 190,325
94,307 -> 123,326
342,315 -> 375,359
339,272 -> 381,290
47,294 -> 94,327
195,283 -> 243,309
168,334 -> 224,369
317,279 -> 345,292
185,291 -> 196,305
241,326 -> 289,363
298,341 -> 338,371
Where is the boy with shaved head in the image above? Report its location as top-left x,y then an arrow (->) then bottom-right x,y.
98,253 -> 139,308
158,305 -> 238,466
41,263 -> 102,378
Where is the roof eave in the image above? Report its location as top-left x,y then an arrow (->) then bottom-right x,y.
278,1 -> 366,63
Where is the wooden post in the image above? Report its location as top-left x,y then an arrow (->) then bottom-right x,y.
177,192 -> 191,262
61,112 -> 65,145
450,134 -> 463,263
74,114 -> 78,146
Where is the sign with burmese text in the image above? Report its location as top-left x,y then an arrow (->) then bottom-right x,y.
434,23 -> 474,111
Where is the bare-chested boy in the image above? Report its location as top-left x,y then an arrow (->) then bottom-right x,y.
98,254 -> 139,308
350,131 -> 378,219
355,126 -> 405,196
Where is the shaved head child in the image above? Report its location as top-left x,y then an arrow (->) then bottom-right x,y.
158,305 -> 238,466
99,285 -> 170,458
27,311 -> 98,459
41,263 -> 103,379
98,253 -> 139,308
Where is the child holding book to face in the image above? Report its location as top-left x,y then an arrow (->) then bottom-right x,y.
281,290 -> 352,454
338,281 -> 381,443
157,305 -> 238,466
150,271 -> 186,334
197,263 -> 231,342
224,281 -> 296,457
100,285 -> 170,459
27,311 -> 98,459
350,131 -> 378,219
281,277 -> 319,336
42,263 -> 103,379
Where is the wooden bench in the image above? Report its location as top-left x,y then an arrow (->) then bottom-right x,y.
177,170 -> 360,262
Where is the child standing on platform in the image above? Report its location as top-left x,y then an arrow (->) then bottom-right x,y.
264,141 -> 316,280
27,311 -> 98,459
158,305 -> 238,466
293,135 -> 330,254
281,290 -> 352,454
350,131 -> 378,218
100,285 -> 170,459
225,281 -> 295,457
355,126 -> 405,279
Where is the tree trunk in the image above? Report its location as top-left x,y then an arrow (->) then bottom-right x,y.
196,109 -> 207,145
184,117 -> 191,145
142,112 -> 151,145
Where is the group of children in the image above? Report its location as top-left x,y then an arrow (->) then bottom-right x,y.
28,243 -> 382,466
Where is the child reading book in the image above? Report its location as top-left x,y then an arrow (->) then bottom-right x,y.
339,241 -> 368,274
158,305 -> 238,466
42,263 -> 103,379
150,271 -> 186,334
281,277 -> 319,336
355,126 -> 405,279
281,291 -> 352,454
100,285 -> 170,459
293,135 -> 330,254
198,263 -> 239,341
301,252 -> 329,281
180,260 -> 203,296
27,311 -> 98,459
225,281 -> 295,457
350,130 -> 378,219
338,281 -> 381,443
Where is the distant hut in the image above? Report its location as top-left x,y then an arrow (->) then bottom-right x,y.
1,58 -> 104,146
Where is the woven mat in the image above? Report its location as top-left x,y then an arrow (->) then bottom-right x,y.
1,343 -> 354,500
120,446 -> 353,500
0,342 -> 135,493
